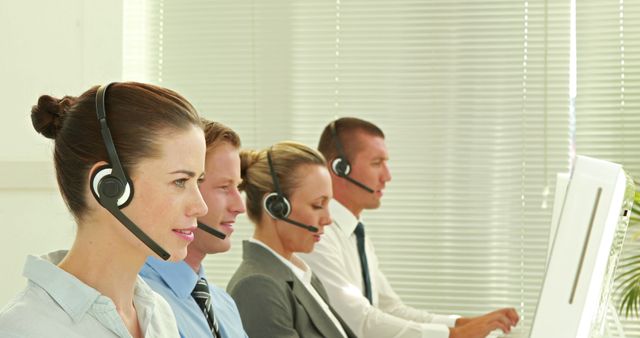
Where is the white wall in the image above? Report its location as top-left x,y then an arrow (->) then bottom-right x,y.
0,0 -> 123,306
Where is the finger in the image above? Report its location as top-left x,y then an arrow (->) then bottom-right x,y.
489,319 -> 510,334
504,308 -> 520,325
486,310 -> 508,322
494,315 -> 512,333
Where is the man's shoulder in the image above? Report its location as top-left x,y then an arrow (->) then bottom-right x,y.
139,264 -> 169,289
208,282 -> 237,306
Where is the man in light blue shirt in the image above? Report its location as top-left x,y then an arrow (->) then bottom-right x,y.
140,259 -> 245,338
140,121 -> 247,338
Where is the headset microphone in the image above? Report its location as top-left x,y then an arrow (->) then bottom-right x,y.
263,149 -> 319,233
95,188 -> 170,260
278,216 -> 319,233
329,120 -> 375,194
343,175 -> 374,193
91,83 -> 171,261
197,222 -> 227,239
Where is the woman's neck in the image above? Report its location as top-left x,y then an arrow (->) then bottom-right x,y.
58,223 -> 146,313
254,224 -> 293,261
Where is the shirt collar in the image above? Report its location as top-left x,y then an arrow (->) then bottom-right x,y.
143,257 -> 201,299
330,199 -> 363,237
248,238 -> 312,284
132,274 -> 160,331
23,250 -> 101,323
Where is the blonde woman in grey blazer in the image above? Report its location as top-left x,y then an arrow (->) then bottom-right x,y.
228,142 -> 357,338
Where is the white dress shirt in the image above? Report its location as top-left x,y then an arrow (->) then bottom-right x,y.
0,250 -> 179,338
299,200 -> 458,338
249,238 -> 348,338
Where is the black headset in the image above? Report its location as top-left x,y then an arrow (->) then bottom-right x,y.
263,149 -> 319,233
90,83 -> 171,260
329,120 -> 375,193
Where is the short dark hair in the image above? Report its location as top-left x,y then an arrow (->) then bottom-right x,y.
317,117 -> 385,162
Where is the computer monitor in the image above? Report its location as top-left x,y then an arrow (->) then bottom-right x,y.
530,155 -> 634,338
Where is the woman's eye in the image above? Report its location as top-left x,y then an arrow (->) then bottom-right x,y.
174,179 -> 187,188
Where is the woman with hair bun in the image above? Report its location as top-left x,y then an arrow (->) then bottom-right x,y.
227,141 -> 357,338
0,82 -> 208,338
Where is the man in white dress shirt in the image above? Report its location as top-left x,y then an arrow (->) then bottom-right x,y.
299,117 -> 520,338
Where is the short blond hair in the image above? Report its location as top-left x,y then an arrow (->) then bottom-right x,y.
201,118 -> 241,150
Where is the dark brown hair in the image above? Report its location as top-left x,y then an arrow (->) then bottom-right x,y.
317,117 -> 385,163
201,118 -> 241,150
31,82 -> 202,220
238,141 -> 326,224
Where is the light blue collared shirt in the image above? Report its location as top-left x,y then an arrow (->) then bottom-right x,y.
0,250 -> 179,338
140,257 -> 248,338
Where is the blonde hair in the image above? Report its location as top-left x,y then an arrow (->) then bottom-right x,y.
239,141 -> 326,224
201,118 -> 241,150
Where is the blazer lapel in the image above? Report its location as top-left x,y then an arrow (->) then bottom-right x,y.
290,277 -> 347,338
243,242 -> 356,338
310,275 -> 358,338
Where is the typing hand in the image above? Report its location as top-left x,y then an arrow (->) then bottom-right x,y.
485,329 -> 505,338
449,308 -> 519,338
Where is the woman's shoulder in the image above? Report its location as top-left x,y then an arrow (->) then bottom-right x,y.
1,281 -> 63,315
226,272 -> 297,315
0,283 -> 76,336
227,263 -> 294,300
228,243 -> 296,296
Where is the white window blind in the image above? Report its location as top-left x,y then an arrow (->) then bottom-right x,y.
289,1 -> 569,335
124,1 -> 571,336
576,0 -> 640,336
124,0 -> 257,284
122,0 -> 161,82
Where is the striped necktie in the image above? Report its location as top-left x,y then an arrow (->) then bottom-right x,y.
354,222 -> 373,304
191,277 -> 221,338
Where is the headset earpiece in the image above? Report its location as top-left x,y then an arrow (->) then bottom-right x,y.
263,192 -> 292,220
90,164 -> 133,208
263,148 -> 319,233
331,156 -> 351,177
329,119 -> 375,193
91,83 -> 170,260
264,149 -> 292,220
329,121 -> 353,177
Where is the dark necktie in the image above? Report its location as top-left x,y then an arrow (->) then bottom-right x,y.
354,222 -> 373,304
191,277 -> 221,338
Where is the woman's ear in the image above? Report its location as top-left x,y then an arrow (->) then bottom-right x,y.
84,161 -> 111,211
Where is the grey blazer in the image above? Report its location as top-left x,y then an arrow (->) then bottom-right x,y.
227,241 -> 357,338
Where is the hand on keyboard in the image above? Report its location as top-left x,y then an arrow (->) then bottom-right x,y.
449,307 -> 518,338
485,329 -> 505,338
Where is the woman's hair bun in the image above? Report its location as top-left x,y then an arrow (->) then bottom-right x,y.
31,95 -> 76,139
239,149 -> 263,190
